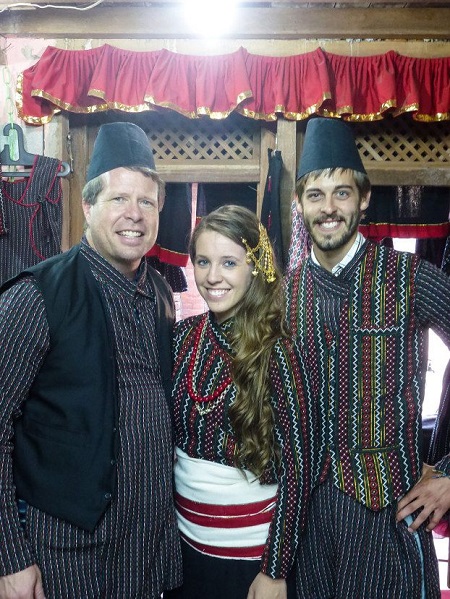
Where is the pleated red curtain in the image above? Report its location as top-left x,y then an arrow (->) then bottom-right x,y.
17,44 -> 450,125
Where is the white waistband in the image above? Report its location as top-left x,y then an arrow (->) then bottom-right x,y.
174,447 -> 277,559
174,446 -> 277,504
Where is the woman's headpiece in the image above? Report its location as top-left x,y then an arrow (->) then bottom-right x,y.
242,223 -> 276,283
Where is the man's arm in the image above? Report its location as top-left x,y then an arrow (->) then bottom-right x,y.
0,280 -> 49,578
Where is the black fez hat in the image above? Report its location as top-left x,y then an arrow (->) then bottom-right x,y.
87,122 -> 156,182
297,117 -> 366,180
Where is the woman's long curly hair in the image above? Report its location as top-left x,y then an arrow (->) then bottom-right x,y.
189,205 -> 287,477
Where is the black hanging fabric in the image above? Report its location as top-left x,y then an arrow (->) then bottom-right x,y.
196,183 -> 257,218
147,256 -> 187,293
360,186 -> 450,241
145,183 -> 191,293
146,183 -> 192,267
261,149 -> 284,270
415,237 -> 448,268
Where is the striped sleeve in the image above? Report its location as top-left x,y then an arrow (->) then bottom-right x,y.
260,338 -> 313,579
0,278 -> 50,575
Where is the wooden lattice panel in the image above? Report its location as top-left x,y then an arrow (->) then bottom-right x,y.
352,119 -> 450,165
146,113 -> 259,164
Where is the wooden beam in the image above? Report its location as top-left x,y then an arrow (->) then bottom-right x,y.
67,122 -> 89,245
156,163 -> 261,183
58,115 -> 71,250
366,163 -> 450,186
1,6 -> 449,39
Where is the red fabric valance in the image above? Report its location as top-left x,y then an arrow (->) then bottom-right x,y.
239,48 -> 331,120
320,50 -> 398,119
16,44 -> 450,125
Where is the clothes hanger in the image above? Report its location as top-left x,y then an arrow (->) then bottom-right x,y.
0,123 -> 70,177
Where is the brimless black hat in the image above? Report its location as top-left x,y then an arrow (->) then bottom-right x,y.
297,117 -> 366,180
86,122 -> 156,182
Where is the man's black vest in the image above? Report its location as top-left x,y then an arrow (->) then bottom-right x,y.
1,246 -> 174,531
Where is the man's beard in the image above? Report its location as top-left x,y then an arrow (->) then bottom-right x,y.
304,211 -> 360,252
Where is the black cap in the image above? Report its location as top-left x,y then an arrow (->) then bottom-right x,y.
297,117 -> 366,180
86,122 -> 156,182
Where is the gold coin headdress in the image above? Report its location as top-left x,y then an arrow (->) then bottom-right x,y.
242,223 -> 276,283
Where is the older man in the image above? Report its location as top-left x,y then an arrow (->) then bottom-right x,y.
0,122 -> 181,598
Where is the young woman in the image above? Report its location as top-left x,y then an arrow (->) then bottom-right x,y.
167,205 -> 314,599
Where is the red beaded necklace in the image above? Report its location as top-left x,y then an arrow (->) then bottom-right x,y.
187,314 -> 233,403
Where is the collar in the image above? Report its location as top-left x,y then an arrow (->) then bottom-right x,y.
80,237 -> 153,299
203,311 -> 233,353
311,232 -> 365,276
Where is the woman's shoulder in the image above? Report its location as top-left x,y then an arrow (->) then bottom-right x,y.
174,312 -> 206,339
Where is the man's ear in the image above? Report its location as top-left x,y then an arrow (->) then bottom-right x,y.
360,190 -> 371,212
295,193 -> 303,215
81,199 -> 91,224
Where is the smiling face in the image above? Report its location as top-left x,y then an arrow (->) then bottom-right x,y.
296,169 -> 370,270
193,230 -> 254,324
82,167 -> 160,279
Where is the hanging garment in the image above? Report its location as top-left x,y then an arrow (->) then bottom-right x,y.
285,199 -> 311,278
147,256 -> 188,293
261,149 -> 285,270
147,183 -> 191,267
146,183 -> 191,292
197,182 -> 257,217
360,185 -> 450,241
0,155 -> 63,286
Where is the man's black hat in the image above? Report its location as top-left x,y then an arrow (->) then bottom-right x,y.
297,117 -> 366,180
87,122 -> 156,182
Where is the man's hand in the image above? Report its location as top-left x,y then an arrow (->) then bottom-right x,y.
396,463 -> 450,532
247,572 -> 286,599
0,565 -> 46,599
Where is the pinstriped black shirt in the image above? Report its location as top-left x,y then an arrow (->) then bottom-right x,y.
0,239 -> 182,598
